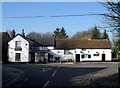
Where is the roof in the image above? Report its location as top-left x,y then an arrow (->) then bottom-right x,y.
0,32 -> 11,43
33,37 -> 55,46
0,32 -> 10,38
55,39 -> 111,49
10,34 -> 42,46
9,34 -> 54,46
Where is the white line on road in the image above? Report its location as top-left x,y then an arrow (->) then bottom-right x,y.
43,80 -> 50,88
52,70 -> 57,77
43,68 -> 52,72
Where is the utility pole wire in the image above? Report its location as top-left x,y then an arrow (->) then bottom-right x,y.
2,13 -> 109,18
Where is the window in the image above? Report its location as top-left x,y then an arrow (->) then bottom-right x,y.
15,41 -> 21,47
50,55 -> 53,58
15,53 -> 21,61
93,54 -> 99,56
64,50 -> 69,54
88,55 -> 91,58
82,54 -> 89,58
15,41 -> 22,51
81,55 -> 85,58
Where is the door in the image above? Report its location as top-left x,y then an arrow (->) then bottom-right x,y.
31,53 -> 35,63
15,53 -> 21,61
76,54 -> 80,62
102,54 -> 105,61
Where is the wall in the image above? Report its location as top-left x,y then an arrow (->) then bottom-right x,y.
74,49 -> 112,61
50,50 -> 64,61
49,49 -> 112,62
47,46 -> 54,50
8,35 -> 29,62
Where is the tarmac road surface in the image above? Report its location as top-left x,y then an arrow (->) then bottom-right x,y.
2,62 -> 118,88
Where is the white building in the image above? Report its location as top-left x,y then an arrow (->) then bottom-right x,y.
8,34 -> 49,63
8,34 -> 112,63
49,39 -> 112,62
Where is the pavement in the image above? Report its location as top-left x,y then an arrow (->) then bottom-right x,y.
93,65 -> 119,87
2,66 -> 25,88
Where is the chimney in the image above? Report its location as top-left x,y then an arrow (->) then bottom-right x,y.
21,29 -> 25,37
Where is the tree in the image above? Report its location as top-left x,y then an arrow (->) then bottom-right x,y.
71,30 -> 92,39
53,27 -> 68,39
42,32 -> 53,38
71,26 -> 103,39
91,26 -> 101,39
114,38 -> 120,59
101,29 -> 109,39
26,32 -> 42,40
102,1 -> 120,59
103,1 -> 120,37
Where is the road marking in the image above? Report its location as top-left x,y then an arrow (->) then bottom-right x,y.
43,80 -> 50,88
3,77 -> 15,84
43,68 -> 52,72
52,71 -> 57,77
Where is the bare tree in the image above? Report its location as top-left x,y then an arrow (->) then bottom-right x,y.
71,26 -> 102,39
26,32 -> 42,40
71,30 -> 91,39
102,1 -> 120,37
42,32 -> 54,38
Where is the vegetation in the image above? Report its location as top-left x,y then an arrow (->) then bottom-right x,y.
71,26 -> 108,40
103,1 -> 120,38
91,26 -> 101,39
42,32 -> 53,38
114,39 -> 120,59
101,29 -> 109,39
26,32 -> 42,40
103,1 -> 120,60
53,27 -> 69,39
71,30 -> 91,39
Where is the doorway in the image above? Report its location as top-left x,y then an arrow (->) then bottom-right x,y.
102,54 -> 105,61
31,53 -> 35,63
76,54 -> 80,62
15,53 -> 21,61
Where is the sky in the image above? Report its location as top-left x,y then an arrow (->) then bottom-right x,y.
2,2 -> 110,37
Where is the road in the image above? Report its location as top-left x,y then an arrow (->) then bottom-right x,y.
2,62 -> 118,88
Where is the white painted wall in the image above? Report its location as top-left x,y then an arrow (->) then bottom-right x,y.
49,49 -> 112,62
47,46 -> 54,50
72,49 -> 112,61
8,35 -> 29,62
50,49 -> 75,61
50,50 -> 65,61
